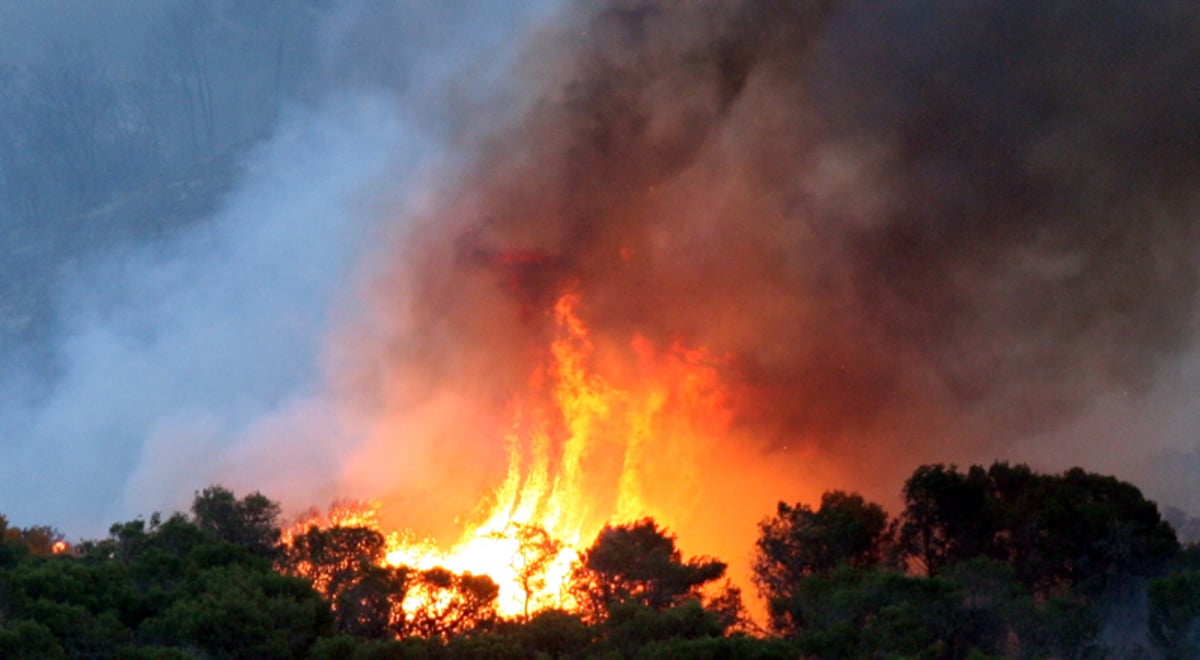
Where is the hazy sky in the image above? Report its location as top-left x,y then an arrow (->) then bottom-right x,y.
0,0 -> 558,532
1,0 -> 1198,543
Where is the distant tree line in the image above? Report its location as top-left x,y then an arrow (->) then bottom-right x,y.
2,463 -> 1199,658
754,463 -> 1195,658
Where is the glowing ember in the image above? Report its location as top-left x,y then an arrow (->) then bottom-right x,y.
289,291 -> 731,620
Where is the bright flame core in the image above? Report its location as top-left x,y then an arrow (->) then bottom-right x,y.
294,292 -> 731,619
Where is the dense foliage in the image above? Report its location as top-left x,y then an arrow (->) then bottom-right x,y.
753,462 -> 1185,658
0,500 -> 330,659
1,466 -> 1196,658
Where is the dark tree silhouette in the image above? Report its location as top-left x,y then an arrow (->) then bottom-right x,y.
1,464 -> 1192,657
331,562 -> 408,639
897,461 -> 1180,598
753,490 -> 891,636
3,499 -> 331,659
0,514 -> 64,560
279,525 -> 406,637
191,486 -> 281,558
896,464 -> 997,576
570,518 -> 726,623
1005,465 -> 1179,598
1148,570 -> 1200,659
499,523 -> 564,620
402,568 -> 499,639
754,490 -> 890,597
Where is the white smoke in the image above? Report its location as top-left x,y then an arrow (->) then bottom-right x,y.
0,95 -> 415,532
0,0 -> 560,535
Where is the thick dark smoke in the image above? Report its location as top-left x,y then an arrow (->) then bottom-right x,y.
4,0 -> 1197,540
357,0 -> 1200,504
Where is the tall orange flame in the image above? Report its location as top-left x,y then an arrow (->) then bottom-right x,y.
298,291 -> 732,619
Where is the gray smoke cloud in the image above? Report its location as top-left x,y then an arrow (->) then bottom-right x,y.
0,96 -> 412,531
349,0 -> 1200,510
0,0 -> 557,533
2,0 -> 1197,539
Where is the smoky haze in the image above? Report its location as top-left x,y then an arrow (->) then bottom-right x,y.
349,0 -> 1200,515
1,0 -> 1198,543
0,0 -> 555,532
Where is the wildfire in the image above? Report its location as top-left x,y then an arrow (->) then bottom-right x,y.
289,291 -> 732,619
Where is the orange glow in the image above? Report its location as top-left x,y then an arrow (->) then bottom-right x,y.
289,291 -> 734,620
51,540 -> 68,554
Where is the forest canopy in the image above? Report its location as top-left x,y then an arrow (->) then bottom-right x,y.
1,463 -> 1197,659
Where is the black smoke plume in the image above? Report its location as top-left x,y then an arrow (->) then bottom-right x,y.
352,0 -> 1200,503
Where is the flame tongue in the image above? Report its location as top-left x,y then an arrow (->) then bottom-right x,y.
301,291 -> 731,618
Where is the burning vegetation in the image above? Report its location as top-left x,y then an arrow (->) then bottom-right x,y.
266,0 -> 1200,650
330,0 -> 1200,596
307,0 -> 1200,644
3,467 -> 1195,657
3,0 -> 1200,655
286,289 -> 734,621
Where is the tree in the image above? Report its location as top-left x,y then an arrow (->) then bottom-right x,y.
502,523 -> 564,620
765,566 -> 964,656
601,599 -> 727,657
1013,466 -> 1178,598
508,608 -> 594,657
1015,595 -> 1103,659
402,568 -> 500,639
1148,570 -> 1200,659
5,559 -> 133,656
570,519 -> 726,623
0,515 -> 65,565
635,635 -> 798,659
753,490 -> 890,608
939,558 -> 1031,655
896,462 -> 1179,599
279,525 -> 405,637
896,464 -> 997,576
138,564 -> 331,659
191,486 -> 282,558
703,580 -> 750,632
0,619 -> 65,660
280,525 -> 384,597
331,562 -> 408,639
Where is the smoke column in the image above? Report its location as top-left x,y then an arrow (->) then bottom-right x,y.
343,0 -> 1200,524
2,0 -> 1198,566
